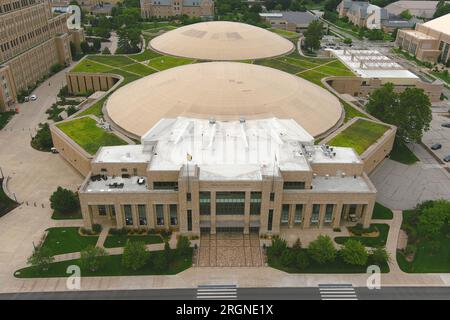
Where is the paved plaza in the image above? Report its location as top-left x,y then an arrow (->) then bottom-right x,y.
197,232 -> 264,267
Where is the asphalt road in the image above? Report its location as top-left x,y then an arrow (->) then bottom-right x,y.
0,287 -> 449,300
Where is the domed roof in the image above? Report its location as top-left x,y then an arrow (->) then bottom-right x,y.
105,62 -> 343,138
149,21 -> 295,61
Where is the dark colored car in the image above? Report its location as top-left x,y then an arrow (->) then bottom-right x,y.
431,143 -> 442,150
442,123 -> 450,128
444,155 -> 450,162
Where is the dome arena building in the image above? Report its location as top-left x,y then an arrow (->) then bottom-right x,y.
149,21 -> 295,61
67,24 -> 388,247
105,62 -> 343,139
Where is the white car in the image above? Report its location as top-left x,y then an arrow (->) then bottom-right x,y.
30,95 -> 37,101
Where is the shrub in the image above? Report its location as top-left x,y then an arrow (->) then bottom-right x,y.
153,253 -> 167,271
340,239 -> 368,266
280,249 -> 296,267
92,224 -> 102,234
31,123 -> 53,151
50,187 -> 80,214
270,236 -> 287,257
292,238 -> 302,253
80,245 -> 108,272
404,244 -> 416,256
349,223 -> 376,236
371,247 -> 390,265
122,241 -> 148,271
307,235 -> 336,264
296,251 -> 309,270
110,228 -> 127,235
27,246 -> 54,271
176,235 -> 191,257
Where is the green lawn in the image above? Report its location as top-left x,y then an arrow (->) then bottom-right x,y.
297,70 -> 328,86
0,111 -> 16,130
314,64 -> 355,76
268,249 -> 389,273
122,63 -> 157,76
431,71 -> 449,84
128,49 -> 162,62
87,55 -> 135,68
15,249 -> 193,278
148,55 -> 195,71
328,119 -> 389,155
0,178 -> 18,218
254,58 -> 306,74
51,210 -> 82,220
334,224 -> 390,247
372,202 -> 393,220
56,117 -> 127,155
104,234 -> 164,248
342,100 -> 368,122
389,140 -> 419,164
269,28 -> 299,39
78,96 -> 106,118
397,210 -> 450,273
70,59 -> 115,73
41,227 -> 98,256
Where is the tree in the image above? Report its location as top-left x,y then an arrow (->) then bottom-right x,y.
80,41 -> 91,55
80,245 -> 108,272
32,123 -> 53,151
295,250 -> 309,270
303,20 -> 323,52
49,187 -> 80,214
176,235 -> 191,257
371,247 -> 390,265
399,9 -> 412,20
280,248 -> 296,267
307,235 -> 336,264
418,200 -> 450,240
433,0 -> 450,18
340,240 -> 368,266
102,47 -> 111,55
117,27 -> 141,54
153,253 -> 167,271
27,246 -> 54,271
92,38 -> 102,53
270,236 -> 287,257
292,238 -> 302,254
122,240 -> 148,271
366,83 -> 432,143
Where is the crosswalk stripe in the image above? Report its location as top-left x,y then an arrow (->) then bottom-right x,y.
319,284 -> 357,300
196,285 -> 238,300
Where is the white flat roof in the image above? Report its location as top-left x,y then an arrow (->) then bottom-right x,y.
94,145 -> 151,163
329,49 -> 419,80
312,176 -> 372,192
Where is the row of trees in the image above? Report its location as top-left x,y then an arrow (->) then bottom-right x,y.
28,235 -> 192,273
269,235 -> 390,270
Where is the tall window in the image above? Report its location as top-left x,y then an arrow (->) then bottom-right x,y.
155,204 -> 164,226
250,192 -> 261,215
270,192 -> 275,202
294,204 -> 303,224
216,192 -> 245,215
281,204 -> 289,225
124,205 -> 133,226
170,204 -> 178,225
98,205 -> 107,216
187,209 -> 192,231
325,204 -> 334,223
199,192 -> 211,215
268,209 -> 273,231
311,204 -> 320,224
138,204 -> 147,226
109,205 -> 116,217
153,181 -> 178,190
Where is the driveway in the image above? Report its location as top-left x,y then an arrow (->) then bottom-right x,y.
0,67 -> 84,291
422,110 -> 450,166
370,144 -> 450,210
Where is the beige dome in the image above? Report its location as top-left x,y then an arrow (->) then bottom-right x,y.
105,62 -> 343,138
149,21 -> 295,61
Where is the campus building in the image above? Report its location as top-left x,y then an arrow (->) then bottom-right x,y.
259,11 -> 319,33
140,0 -> 214,19
71,61 -> 379,237
0,0 -> 77,111
384,1 -> 448,20
325,49 -> 443,102
396,13 -> 450,64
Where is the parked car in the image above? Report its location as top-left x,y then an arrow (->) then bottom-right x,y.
443,155 -> 450,162
431,143 -> 442,150
50,147 -> 58,154
441,123 -> 450,128
30,94 -> 37,101
24,96 -> 29,102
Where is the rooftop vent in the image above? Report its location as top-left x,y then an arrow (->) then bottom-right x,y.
209,118 -> 216,125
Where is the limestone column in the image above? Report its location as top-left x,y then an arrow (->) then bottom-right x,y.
132,204 -> 139,229
210,191 -> 216,235
288,204 -> 295,228
333,203 -> 343,228
81,203 -> 93,230
362,202 -> 374,228
303,203 -> 312,229
318,204 -> 326,228
244,191 -> 251,234
146,202 -> 155,229
163,204 -> 170,230
115,204 -> 124,229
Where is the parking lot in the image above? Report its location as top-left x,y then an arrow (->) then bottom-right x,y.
422,110 -> 450,166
